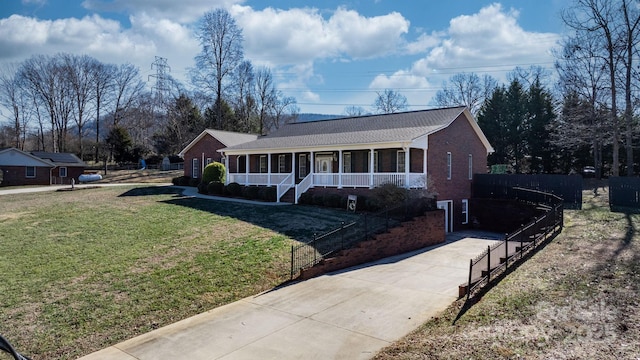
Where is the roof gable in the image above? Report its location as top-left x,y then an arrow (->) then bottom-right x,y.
0,148 -> 55,167
178,129 -> 258,157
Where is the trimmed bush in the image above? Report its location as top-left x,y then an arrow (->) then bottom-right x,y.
323,193 -> 342,208
207,181 -> 225,195
243,186 -> 260,200
312,193 -> 325,206
202,162 -> 226,184
188,177 -> 200,187
259,186 -> 277,202
372,183 -> 407,207
226,182 -> 242,196
298,192 -> 313,205
197,181 -> 208,194
172,176 -> 191,186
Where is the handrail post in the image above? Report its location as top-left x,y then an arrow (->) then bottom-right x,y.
340,221 -> 345,250
467,258 -> 473,300
290,245 -> 294,279
486,245 -> 491,283
313,233 -> 317,264
504,233 -> 508,270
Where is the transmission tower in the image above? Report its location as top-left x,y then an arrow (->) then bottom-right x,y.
149,56 -> 171,106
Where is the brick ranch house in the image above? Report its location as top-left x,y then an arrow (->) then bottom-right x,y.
178,129 -> 258,179
218,106 -> 494,232
0,148 -> 86,186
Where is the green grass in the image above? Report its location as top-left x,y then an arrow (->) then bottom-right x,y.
0,186 -> 358,359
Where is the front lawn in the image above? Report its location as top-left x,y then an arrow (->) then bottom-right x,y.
0,185 -> 357,359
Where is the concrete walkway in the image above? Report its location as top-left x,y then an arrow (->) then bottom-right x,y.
79,232 -> 501,360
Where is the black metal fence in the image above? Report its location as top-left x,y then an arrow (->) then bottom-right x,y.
473,174 -> 582,209
463,189 -> 563,298
290,201 -> 428,278
609,176 -> 640,210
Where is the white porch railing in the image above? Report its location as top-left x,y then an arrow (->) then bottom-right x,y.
276,173 -> 295,203
295,174 -> 313,204
228,173 -> 289,186
230,172 -> 427,191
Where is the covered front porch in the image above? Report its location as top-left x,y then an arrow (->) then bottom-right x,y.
222,147 -> 428,203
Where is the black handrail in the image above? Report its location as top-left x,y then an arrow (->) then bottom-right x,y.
0,335 -> 31,360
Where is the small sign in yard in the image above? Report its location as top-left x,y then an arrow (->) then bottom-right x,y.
347,195 -> 357,212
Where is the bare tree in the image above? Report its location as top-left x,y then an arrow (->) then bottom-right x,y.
63,54 -> 98,159
433,73 -> 497,116
111,63 -> 145,127
0,63 -> 31,149
373,89 -> 408,114
255,66 -> 277,135
192,9 -> 244,129
344,105 -> 367,117
232,60 -> 256,133
93,62 -> 115,162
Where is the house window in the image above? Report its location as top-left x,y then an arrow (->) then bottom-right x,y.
192,158 -> 199,178
259,155 -> 267,173
447,152 -> 452,180
25,166 -> 36,178
299,154 -> 307,178
59,167 -> 67,178
278,154 -> 286,173
468,154 -> 473,180
397,150 -> 406,172
343,152 -> 351,173
462,199 -> 469,224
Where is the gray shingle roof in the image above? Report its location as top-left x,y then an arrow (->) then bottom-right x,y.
204,129 -> 258,147
31,151 -> 86,167
223,107 -> 466,152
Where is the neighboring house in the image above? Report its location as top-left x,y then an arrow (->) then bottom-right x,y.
220,106 -> 494,232
31,151 -> 87,185
0,148 -> 87,186
0,148 -> 54,186
179,129 -> 258,179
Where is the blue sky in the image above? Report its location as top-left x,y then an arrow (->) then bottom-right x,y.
0,0 -> 570,114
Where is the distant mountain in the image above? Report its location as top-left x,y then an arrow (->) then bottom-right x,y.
296,113 -> 342,122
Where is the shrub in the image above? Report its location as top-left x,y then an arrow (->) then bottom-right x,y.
207,181 -> 225,195
323,193 -> 342,208
259,186 -> 277,202
202,162 -> 226,184
372,183 -> 407,207
243,186 -> 260,199
226,182 -> 242,196
197,181 -> 208,194
171,176 -> 190,186
312,193 -> 325,206
298,192 -> 313,205
189,177 -> 200,187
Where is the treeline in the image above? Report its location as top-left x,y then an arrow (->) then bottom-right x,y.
0,8 -> 298,163
433,0 -> 640,177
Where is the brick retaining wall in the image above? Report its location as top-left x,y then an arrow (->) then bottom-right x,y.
299,210 -> 445,280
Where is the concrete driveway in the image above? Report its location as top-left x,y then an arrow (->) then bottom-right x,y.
79,232 -> 501,360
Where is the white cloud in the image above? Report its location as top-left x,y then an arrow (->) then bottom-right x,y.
232,5 -> 409,67
81,0 -> 243,23
370,3 -> 561,93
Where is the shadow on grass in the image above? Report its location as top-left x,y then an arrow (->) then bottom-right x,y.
118,186 -> 360,244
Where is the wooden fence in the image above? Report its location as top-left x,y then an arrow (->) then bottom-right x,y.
609,177 -> 640,210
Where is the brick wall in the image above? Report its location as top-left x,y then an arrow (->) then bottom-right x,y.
0,166 -> 51,186
428,113 -> 488,231
299,210 -> 445,280
183,134 -> 226,178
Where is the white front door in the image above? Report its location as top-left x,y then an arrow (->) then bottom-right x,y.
315,155 -> 333,185
437,200 -> 453,233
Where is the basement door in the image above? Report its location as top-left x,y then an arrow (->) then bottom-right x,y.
437,200 -> 453,233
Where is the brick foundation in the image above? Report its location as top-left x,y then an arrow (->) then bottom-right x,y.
299,210 -> 445,280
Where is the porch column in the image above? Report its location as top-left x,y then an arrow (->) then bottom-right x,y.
245,153 -> 250,186
268,153 -> 272,186
338,150 -> 343,188
291,152 -> 296,185
369,148 -> 374,189
310,151 -> 315,186
405,147 -> 410,188
224,154 -> 229,184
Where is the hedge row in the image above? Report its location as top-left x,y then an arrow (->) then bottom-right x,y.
172,176 -> 277,202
